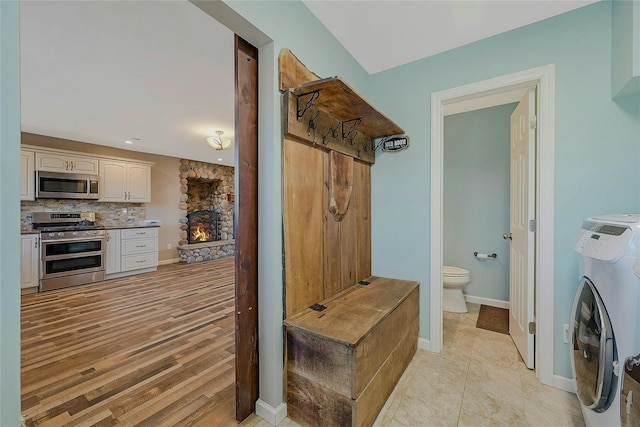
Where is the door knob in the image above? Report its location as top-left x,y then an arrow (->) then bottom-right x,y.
503,233 -> 512,240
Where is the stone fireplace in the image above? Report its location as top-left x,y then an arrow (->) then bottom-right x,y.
177,159 -> 235,263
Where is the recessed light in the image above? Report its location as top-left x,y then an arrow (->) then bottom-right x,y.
125,137 -> 141,145
125,140 -> 133,145
218,158 -> 223,161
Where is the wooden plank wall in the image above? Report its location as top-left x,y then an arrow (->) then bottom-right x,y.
283,136 -> 372,318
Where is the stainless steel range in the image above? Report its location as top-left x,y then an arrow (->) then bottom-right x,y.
32,212 -> 105,291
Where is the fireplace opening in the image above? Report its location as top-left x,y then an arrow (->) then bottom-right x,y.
187,210 -> 218,244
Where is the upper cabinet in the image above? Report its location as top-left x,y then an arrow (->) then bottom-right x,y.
35,152 -> 99,174
612,0 -> 640,99
20,149 -> 35,201
99,160 -> 151,203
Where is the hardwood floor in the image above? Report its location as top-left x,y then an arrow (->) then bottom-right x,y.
21,257 -> 255,427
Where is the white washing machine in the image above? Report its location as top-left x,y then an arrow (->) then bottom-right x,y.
572,214 -> 640,426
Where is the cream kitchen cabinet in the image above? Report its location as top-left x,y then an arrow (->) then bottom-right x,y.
20,234 -> 40,291
105,227 -> 158,279
105,229 -> 121,275
20,149 -> 35,201
35,152 -> 99,174
99,160 -> 151,203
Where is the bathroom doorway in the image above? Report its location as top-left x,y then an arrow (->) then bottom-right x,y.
441,100 -> 517,347
430,65 -> 557,387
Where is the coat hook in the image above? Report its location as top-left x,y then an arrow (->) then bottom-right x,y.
322,123 -> 340,145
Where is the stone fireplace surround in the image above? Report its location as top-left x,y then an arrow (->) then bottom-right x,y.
177,159 -> 235,263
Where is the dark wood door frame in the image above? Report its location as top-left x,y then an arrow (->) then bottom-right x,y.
234,34 -> 259,422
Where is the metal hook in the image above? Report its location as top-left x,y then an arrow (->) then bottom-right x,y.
322,123 -> 340,145
342,118 -> 362,140
308,110 -> 320,143
349,130 -> 358,146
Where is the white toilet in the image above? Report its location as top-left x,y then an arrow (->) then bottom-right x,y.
443,266 -> 472,313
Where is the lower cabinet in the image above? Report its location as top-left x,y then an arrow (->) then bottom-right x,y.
105,227 -> 158,279
20,234 -> 40,291
105,229 -> 121,275
284,277 -> 419,427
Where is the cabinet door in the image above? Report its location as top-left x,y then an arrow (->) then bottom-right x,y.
20,235 -> 40,289
20,150 -> 35,201
67,155 -> 99,174
36,153 -> 69,172
127,164 -> 151,203
100,161 -> 127,202
36,152 -> 99,174
105,229 -> 121,274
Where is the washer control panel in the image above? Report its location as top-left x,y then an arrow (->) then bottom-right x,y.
575,224 -> 631,261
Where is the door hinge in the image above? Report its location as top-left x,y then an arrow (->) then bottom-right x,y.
529,115 -> 537,129
529,321 -> 536,335
529,219 -> 536,232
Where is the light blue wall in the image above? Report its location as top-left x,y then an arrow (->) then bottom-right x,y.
370,1 -> 640,378
443,103 -> 516,302
0,1 -> 23,425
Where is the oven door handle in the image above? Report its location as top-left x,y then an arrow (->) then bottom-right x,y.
42,250 -> 105,261
41,237 -> 105,244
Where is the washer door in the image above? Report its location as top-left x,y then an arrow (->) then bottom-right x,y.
571,277 -> 618,412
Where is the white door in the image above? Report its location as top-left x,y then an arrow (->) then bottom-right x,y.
508,88 -> 536,369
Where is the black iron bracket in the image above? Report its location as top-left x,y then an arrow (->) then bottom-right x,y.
296,90 -> 321,121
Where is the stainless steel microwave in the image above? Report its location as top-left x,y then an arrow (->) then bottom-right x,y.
36,171 -> 100,200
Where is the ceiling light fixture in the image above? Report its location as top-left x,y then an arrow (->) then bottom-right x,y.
206,130 -> 232,151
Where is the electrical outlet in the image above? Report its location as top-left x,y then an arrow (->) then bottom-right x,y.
167,243 -> 172,250
563,323 -> 570,344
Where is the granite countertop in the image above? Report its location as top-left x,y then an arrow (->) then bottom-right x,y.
21,224 -> 160,234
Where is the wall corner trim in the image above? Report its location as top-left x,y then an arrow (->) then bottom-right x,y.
553,375 -> 577,394
418,337 -> 431,351
255,400 -> 287,426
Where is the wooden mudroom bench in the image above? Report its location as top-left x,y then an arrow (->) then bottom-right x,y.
284,276 -> 419,427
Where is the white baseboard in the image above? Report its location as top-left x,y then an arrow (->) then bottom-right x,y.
553,374 -> 577,394
255,400 -> 287,426
158,258 -> 179,266
464,295 -> 510,309
418,337 -> 431,351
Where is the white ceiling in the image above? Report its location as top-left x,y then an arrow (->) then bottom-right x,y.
20,1 -> 597,165
20,0 -> 235,165
302,0 -> 598,74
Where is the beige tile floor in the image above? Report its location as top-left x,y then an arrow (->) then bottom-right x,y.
254,303 -> 585,427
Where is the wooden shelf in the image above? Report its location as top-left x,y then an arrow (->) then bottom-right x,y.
291,77 -> 404,138
280,49 -> 405,164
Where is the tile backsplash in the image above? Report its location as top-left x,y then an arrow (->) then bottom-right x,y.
21,200 -> 146,231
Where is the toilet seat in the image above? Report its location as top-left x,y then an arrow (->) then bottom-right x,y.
443,266 -> 470,278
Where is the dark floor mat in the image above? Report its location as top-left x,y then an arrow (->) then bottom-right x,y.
476,305 -> 509,335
